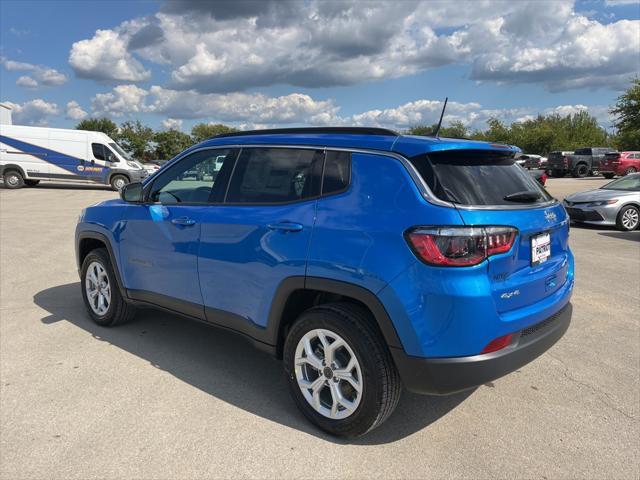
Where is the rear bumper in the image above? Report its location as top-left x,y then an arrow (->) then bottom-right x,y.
391,303 -> 572,395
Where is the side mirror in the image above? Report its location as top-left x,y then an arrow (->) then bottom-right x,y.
120,182 -> 144,203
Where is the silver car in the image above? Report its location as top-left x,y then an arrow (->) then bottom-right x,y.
563,174 -> 640,231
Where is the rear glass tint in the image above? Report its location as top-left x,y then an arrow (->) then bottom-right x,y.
410,150 -> 553,206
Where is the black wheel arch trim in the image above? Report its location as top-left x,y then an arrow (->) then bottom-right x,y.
0,164 -> 26,178
76,231 -> 128,300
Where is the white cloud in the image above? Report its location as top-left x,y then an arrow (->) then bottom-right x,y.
65,101 -> 88,121
16,75 -> 38,88
604,0 -> 639,5
470,15 -> 640,91
91,84 -> 149,116
1,57 -> 67,87
88,84 -> 613,131
161,118 -> 183,130
2,99 -> 59,126
89,84 -> 338,124
69,28 -> 150,82
68,1 -> 640,92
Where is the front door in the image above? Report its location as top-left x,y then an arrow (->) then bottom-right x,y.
198,147 -> 323,330
117,148 -> 238,314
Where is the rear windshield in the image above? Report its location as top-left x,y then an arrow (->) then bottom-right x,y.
410,150 -> 553,206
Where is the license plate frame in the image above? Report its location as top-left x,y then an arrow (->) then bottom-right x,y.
531,232 -> 551,266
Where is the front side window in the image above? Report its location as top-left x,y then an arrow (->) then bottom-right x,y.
225,148 -> 323,204
149,149 -> 237,204
92,143 -> 106,161
92,143 -> 117,162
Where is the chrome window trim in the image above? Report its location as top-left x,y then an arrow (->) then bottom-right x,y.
157,144 -> 558,211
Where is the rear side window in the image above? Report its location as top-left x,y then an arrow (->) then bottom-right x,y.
574,148 -> 591,155
226,148 -> 323,204
410,150 -> 553,206
323,151 -> 351,195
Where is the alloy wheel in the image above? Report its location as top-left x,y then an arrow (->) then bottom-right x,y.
85,261 -> 111,316
621,208 -> 639,230
294,329 -> 363,420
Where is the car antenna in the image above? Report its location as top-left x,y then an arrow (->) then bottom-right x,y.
432,97 -> 448,138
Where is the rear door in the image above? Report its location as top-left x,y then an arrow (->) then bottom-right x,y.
410,150 -> 571,311
197,147 -> 323,329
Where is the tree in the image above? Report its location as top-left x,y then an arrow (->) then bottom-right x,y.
76,118 -> 118,139
118,120 -> 154,161
153,129 -> 194,160
407,120 -> 469,138
610,77 -> 640,151
191,123 -> 238,143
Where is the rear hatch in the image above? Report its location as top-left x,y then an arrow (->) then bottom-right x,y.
409,150 -> 570,312
602,152 -> 621,170
547,151 -> 568,169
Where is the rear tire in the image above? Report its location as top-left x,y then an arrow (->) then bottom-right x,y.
616,205 -> 640,232
110,175 -> 129,191
24,179 -> 40,187
572,164 -> 589,178
624,167 -> 637,176
283,302 -> 401,438
80,248 -> 136,326
3,170 -> 24,189
603,173 -> 615,179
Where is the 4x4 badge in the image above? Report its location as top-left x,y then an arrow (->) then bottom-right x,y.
545,210 -> 557,222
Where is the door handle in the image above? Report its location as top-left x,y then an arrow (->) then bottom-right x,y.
267,222 -> 303,232
171,216 -> 196,226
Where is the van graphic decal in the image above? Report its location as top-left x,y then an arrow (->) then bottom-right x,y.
0,134 -> 105,178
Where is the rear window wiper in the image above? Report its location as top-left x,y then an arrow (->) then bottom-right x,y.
503,191 -> 541,202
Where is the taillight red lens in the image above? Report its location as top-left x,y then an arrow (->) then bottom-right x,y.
481,333 -> 513,354
406,227 -> 517,267
540,173 -> 548,185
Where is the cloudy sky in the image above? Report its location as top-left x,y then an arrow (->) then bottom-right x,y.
1,0 -> 638,132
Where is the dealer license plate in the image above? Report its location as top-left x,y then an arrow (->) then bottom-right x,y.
531,232 -> 551,266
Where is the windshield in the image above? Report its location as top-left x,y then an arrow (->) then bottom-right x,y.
409,150 -> 553,206
601,175 -> 640,191
109,142 -> 131,161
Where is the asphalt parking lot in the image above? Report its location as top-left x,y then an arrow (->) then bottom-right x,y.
0,178 -> 638,479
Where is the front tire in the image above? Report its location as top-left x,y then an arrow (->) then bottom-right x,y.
110,174 -> 129,191
283,303 -> 401,438
616,205 -> 640,231
80,248 -> 136,326
624,167 -> 637,176
3,170 -> 24,189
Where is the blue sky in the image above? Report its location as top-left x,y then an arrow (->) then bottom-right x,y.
1,0 -> 638,132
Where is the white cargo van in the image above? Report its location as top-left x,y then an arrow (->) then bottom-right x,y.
0,124 -> 147,190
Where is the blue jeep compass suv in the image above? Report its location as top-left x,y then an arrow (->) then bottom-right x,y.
75,127 -> 573,437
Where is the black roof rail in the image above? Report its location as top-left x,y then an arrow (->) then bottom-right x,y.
211,127 -> 400,139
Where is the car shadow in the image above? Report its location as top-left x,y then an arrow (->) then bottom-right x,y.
33,282 -> 473,445
598,231 -> 640,242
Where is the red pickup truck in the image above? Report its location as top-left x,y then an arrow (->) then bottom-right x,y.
601,151 -> 640,178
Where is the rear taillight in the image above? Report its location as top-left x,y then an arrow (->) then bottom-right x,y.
562,156 -> 568,165
406,226 -> 517,267
540,172 -> 548,185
